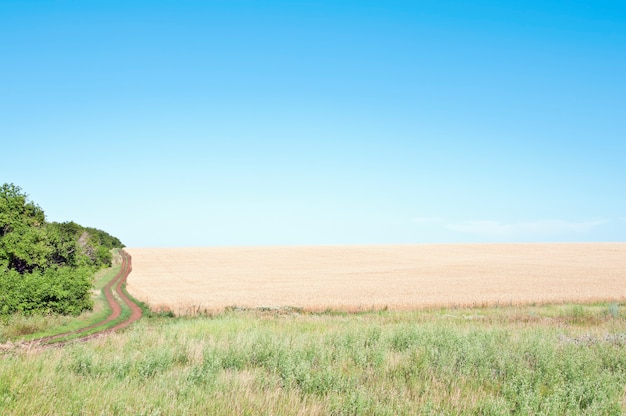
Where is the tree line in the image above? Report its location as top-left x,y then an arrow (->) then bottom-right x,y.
0,183 -> 124,315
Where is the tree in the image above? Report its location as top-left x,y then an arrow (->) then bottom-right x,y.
46,221 -> 83,268
0,183 -> 45,236
0,184 -> 49,273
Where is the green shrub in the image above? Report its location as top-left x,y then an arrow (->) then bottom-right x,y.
0,266 -> 93,315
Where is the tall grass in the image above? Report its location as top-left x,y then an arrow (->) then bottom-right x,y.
2,303 -> 626,415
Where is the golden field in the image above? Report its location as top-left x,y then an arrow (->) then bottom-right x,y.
125,243 -> 626,315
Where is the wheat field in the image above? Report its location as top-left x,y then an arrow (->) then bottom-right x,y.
125,243 -> 626,315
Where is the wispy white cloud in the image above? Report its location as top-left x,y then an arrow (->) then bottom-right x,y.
444,219 -> 608,237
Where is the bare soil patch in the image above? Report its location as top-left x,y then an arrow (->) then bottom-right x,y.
125,243 -> 626,315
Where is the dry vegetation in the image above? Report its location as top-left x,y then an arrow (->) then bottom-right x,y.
126,243 -> 626,315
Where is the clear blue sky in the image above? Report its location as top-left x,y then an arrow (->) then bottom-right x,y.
1,0 -> 625,247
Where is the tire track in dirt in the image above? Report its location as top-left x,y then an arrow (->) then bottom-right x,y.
108,250 -> 143,332
24,249 -> 142,346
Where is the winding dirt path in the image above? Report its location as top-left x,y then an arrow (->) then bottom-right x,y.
108,250 -> 143,332
25,249 -> 143,346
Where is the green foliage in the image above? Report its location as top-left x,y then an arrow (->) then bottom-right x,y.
0,183 -> 45,237
0,183 -> 123,316
45,221 -> 123,269
0,265 -> 93,315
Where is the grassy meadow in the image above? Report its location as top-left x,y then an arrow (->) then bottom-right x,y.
2,303 -> 626,415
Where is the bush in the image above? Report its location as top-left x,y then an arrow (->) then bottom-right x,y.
0,266 -> 94,315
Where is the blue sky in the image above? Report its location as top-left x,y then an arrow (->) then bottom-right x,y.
1,0 -> 625,247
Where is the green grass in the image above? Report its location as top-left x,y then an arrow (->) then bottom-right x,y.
2,302 -> 626,415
